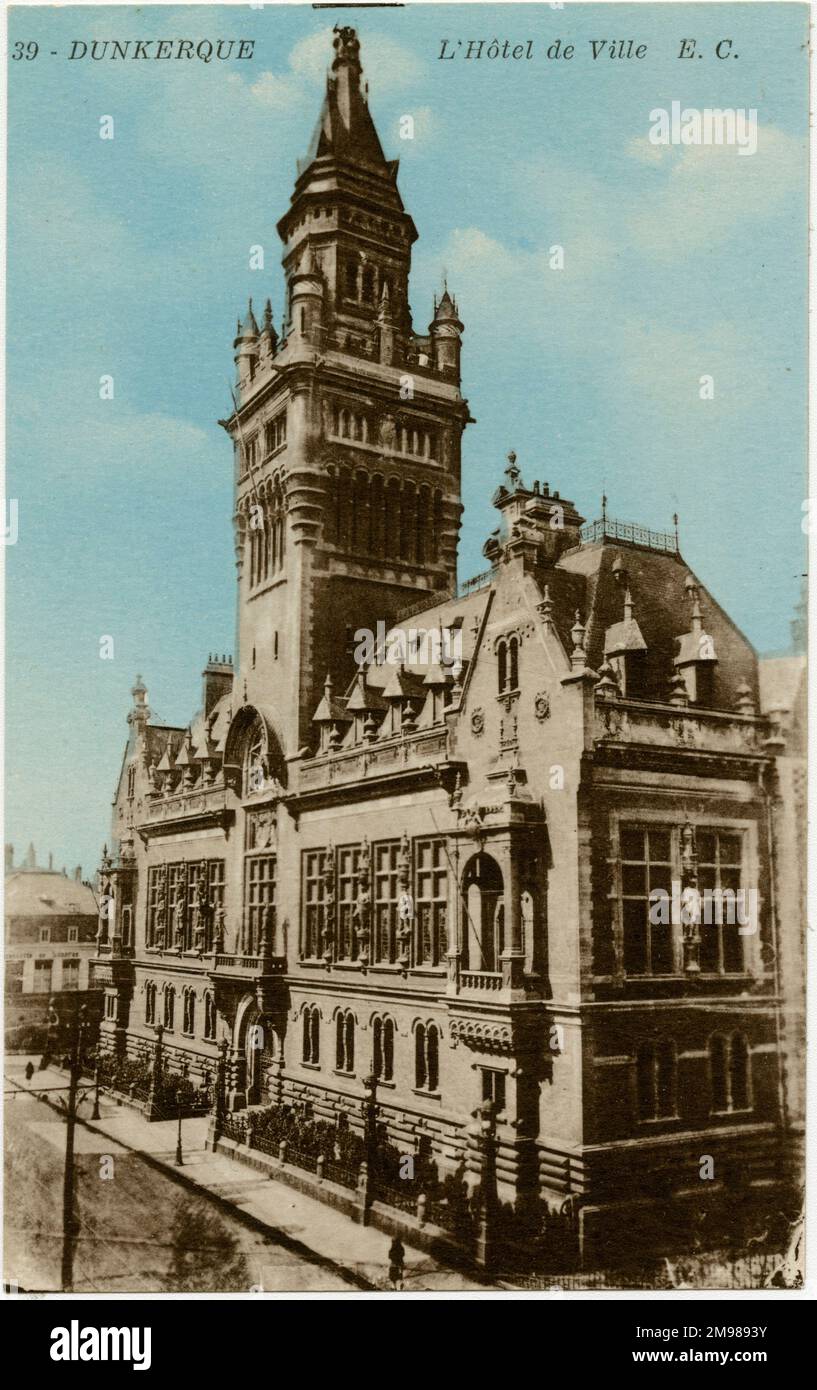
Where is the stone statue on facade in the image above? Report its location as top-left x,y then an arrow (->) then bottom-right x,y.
213,904 -> 226,955
173,889 -> 185,951
193,867 -> 209,954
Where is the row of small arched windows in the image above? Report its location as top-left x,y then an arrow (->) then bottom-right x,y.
245,484 -> 286,588
301,1006 -> 439,1092
636,1033 -> 751,1121
329,468 -> 444,565
145,981 -> 216,1041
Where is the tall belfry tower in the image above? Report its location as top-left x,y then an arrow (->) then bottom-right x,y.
223,25 -> 470,753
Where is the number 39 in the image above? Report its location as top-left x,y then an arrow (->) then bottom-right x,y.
12,41 -> 39,60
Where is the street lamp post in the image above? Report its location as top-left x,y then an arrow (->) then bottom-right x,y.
91,1050 -> 101,1121
175,1090 -> 184,1166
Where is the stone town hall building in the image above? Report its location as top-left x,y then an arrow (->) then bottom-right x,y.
93,28 -> 803,1258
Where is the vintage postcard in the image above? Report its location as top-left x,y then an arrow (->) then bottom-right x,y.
2,0 -> 809,1318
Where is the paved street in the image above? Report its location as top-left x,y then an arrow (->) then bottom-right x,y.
4,1059 -> 484,1294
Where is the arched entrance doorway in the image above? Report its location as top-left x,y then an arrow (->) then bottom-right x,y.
235,997 -> 277,1106
462,853 -> 505,971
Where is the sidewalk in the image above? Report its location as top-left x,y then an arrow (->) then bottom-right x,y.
5,1058 -> 486,1293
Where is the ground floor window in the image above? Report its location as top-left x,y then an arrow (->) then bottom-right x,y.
32,960 -> 52,994
204,992 -> 216,1041
480,1067 -> 506,1114
302,1005 -> 320,1065
636,1039 -> 677,1120
710,1032 -> 751,1113
61,959 -> 80,991
335,1010 -> 355,1073
415,1022 -> 439,1092
372,1016 -> 394,1081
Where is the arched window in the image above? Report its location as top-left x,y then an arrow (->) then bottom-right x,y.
243,721 -> 265,799
204,992 -> 216,1042
303,1006 -> 320,1065
336,1010 -> 355,1073
636,1040 -> 676,1120
361,264 -> 376,304
345,258 -> 358,300
415,1022 -> 440,1092
373,1016 -> 394,1082
164,985 -> 175,1031
432,491 -> 443,561
508,636 -> 519,691
145,981 -> 156,1026
497,640 -> 507,695
462,853 -> 504,972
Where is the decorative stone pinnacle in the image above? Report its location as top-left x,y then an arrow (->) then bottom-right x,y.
570,611 -> 586,667
538,585 -> 554,627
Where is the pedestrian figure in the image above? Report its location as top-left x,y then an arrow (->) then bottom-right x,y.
388,1236 -> 405,1290
24,1061 -> 34,1081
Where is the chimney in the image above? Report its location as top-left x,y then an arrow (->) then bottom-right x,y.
25,843 -> 36,870
202,653 -> 234,718
5,845 -> 13,873
48,852 -> 53,871
74,865 -> 82,882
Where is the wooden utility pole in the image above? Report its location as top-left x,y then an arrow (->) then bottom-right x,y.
51,999 -> 88,1291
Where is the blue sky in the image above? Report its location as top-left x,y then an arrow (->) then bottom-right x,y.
5,3 -> 808,877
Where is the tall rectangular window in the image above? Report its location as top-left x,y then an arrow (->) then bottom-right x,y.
620,825 -> 673,975
264,412 -> 287,456
146,867 -> 162,947
62,959 -> 80,991
697,831 -> 745,974
481,1068 -> 506,1113
33,960 -> 52,994
187,862 -> 205,952
415,837 -> 448,967
166,864 -> 185,945
337,845 -> 360,960
373,840 -> 399,964
243,855 -> 276,956
302,850 -> 325,959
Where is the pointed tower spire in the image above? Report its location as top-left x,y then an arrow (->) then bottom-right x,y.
298,26 -> 392,177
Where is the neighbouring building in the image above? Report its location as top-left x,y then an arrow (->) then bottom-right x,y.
5,843 -> 102,1045
91,26 -> 804,1264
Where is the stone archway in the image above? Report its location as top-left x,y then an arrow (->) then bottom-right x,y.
234,996 -> 278,1107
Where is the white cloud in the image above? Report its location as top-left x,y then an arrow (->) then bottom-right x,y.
626,135 -> 669,165
628,124 -> 803,259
